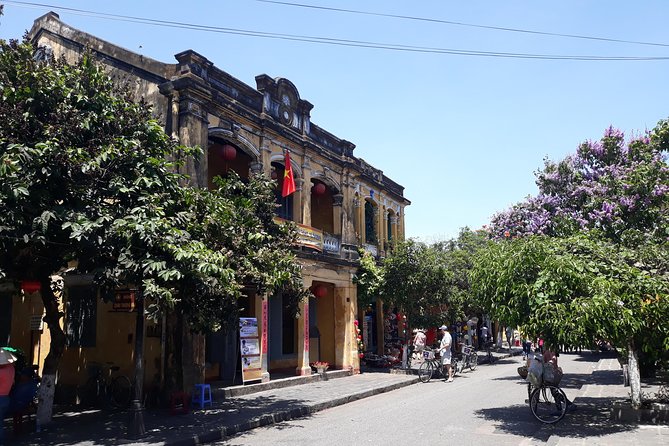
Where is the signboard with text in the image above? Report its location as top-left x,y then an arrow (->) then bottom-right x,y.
239,317 -> 262,382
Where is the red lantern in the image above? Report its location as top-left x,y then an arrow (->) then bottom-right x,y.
221,144 -> 237,161
21,280 -> 41,294
312,284 -> 327,298
312,183 -> 326,196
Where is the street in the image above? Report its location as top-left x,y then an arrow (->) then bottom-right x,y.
217,353 -> 669,446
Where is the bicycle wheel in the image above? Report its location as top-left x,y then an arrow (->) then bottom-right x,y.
110,375 -> 132,408
450,358 -> 460,376
530,385 -> 567,424
418,360 -> 434,383
469,353 -> 478,371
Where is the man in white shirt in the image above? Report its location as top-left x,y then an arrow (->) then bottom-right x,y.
439,325 -> 453,382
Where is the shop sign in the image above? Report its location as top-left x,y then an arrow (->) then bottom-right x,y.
112,289 -> 136,312
295,223 -> 323,251
272,217 -> 324,251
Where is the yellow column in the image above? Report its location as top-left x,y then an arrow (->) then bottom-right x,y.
295,298 -> 311,376
376,299 -> 384,355
255,294 -> 270,382
302,157 -> 312,226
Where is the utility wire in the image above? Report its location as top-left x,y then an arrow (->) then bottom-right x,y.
257,0 -> 669,49
3,1 -> 669,61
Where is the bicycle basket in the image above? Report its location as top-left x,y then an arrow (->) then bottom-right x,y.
423,350 -> 435,360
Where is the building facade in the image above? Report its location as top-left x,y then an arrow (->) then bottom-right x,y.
2,11 -> 410,395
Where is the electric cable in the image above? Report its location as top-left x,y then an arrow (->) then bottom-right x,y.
2,1 -> 668,61
256,0 -> 669,49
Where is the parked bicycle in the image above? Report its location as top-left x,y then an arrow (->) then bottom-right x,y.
79,362 -> 132,409
417,347 -> 460,383
456,344 -> 478,373
484,340 -> 496,364
526,379 -> 568,424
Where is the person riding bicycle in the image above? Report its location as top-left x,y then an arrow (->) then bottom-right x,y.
439,325 -> 453,382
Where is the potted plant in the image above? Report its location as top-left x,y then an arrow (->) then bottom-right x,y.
312,361 -> 329,374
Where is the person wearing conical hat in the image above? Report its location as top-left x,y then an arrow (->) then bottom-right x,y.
0,347 -> 17,445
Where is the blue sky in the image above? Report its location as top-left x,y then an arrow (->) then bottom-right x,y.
2,1 -> 668,241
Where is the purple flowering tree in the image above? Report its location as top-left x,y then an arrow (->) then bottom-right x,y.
476,120 -> 669,407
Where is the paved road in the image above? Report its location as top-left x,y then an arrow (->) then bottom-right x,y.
216,354 -> 669,446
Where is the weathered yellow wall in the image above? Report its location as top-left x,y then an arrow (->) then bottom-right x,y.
9,292 -> 49,370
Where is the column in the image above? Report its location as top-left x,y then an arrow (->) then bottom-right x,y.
177,93 -> 209,189
295,298 -> 311,376
301,156 -> 312,226
375,299 -> 384,355
255,294 -> 270,382
390,215 -> 398,242
333,193 -> 343,236
294,179 -> 304,225
354,197 -> 363,243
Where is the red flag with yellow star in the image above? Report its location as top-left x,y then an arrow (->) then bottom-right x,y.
282,151 -> 296,197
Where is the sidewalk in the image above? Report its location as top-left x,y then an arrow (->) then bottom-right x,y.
550,353 -> 669,445
10,371 -> 419,446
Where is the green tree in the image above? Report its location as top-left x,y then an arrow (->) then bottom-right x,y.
0,39 -> 305,424
353,250 -> 384,310
434,227 -> 491,320
477,121 -> 669,407
380,239 -> 453,330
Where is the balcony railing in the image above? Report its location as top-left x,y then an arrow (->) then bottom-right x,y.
274,217 -> 378,260
362,243 -> 378,257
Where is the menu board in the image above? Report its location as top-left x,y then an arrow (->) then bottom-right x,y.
239,317 -> 262,382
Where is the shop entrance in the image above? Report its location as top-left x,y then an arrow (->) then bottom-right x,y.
310,282 -> 335,366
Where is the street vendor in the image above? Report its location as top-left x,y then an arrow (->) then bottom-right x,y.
0,348 -> 17,445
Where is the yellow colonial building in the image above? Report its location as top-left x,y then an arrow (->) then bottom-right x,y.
1,11 -> 409,397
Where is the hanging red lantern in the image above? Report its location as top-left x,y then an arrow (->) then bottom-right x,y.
312,284 -> 328,298
21,280 -> 41,294
220,144 -> 237,161
312,183 -> 326,196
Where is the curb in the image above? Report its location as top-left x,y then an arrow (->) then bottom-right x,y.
165,376 -> 420,446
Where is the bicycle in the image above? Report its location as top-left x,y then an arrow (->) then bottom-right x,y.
80,362 -> 132,409
525,358 -> 569,424
484,340 -> 496,364
457,344 -> 478,373
417,348 -> 460,383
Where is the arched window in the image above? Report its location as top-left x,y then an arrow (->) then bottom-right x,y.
310,179 -> 334,233
272,162 -> 293,221
207,139 -> 251,189
387,211 -> 394,242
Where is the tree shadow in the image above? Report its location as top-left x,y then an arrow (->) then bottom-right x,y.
11,393 -> 318,446
475,396 -> 638,442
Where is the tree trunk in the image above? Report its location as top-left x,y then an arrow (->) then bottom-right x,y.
36,277 -> 67,428
627,340 -> 642,408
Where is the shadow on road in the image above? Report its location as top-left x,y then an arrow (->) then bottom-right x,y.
474,395 -> 638,443
12,393 -> 318,446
